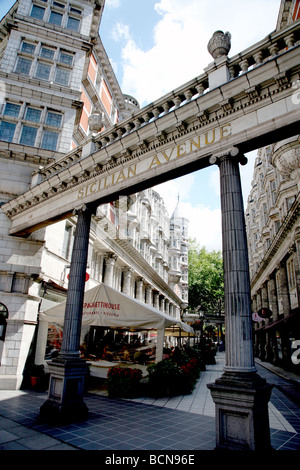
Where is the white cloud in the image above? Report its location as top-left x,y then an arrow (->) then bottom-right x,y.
105,0 -> 121,9
118,0 -> 279,105
108,0 -> 278,249
208,168 -> 220,199
111,22 -> 131,42
182,202 -> 222,251
154,174 -> 222,251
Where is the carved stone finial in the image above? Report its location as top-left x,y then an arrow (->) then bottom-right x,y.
88,112 -> 104,134
207,30 -> 231,59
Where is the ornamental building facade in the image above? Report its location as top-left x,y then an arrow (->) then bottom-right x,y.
0,0 -> 188,389
245,0 -> 300,376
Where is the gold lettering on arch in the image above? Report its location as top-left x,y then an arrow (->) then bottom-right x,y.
149,155 -> 161,169
77,123 -> 232,200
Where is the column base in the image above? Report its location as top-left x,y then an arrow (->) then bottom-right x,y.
40,358 -> 89,424
207,371 -> 273,450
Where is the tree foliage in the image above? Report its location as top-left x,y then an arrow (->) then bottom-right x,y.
188,239 -> 224,315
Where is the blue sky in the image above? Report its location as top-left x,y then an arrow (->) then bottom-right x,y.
0,0 -> 281,250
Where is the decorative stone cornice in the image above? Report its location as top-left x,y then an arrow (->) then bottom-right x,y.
2,21 -> 300,233
250,192 -> 300,288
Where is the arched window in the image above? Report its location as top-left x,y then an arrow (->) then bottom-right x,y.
0,303 -> 8,363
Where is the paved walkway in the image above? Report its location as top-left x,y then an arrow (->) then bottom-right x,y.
0,352 -> 299,451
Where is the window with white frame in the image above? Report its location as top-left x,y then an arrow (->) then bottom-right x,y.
14,40 -> 74,87
30,0 -> 82,33
0,102 -> 62,151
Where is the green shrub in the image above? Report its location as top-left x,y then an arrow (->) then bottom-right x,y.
147,359 -> 185,397
147,347 -> 204,397
106,367 -> 143,398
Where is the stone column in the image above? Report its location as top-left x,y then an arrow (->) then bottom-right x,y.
267,278 -> 279,322
122,267 -> 133,296
293,228 -> 300,305
136,277 -> 144,302
267,277 -> 279,362
153,292 -> 160,310
40,204 -> 93,423
155,327 -> 165,362
207,148 -> 273,450
104,253 -> 117,287
34,320 -> 49,365
278,262 -> 291,318
278,261 -> 291,366
145,285 -> 153,305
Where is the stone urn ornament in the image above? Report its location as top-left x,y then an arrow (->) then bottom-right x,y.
207,30 -> 231,59
88,112 -> 104,134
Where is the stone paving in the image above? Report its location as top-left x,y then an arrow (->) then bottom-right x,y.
0,352 -> 299,451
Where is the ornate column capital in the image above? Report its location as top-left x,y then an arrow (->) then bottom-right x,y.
105,252 -> 118,262
209,146 -> 248,166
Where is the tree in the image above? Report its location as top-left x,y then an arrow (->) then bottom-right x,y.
188,239 -> 224,316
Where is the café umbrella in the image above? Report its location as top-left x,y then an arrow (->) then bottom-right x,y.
38,282 -> 193,361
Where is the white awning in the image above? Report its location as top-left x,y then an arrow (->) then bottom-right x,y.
39,282 -> 193,333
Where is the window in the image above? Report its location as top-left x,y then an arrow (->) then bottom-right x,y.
0,102 -> 63,150
46,111 -> 62,127
0,103 -> 20,142
69,6 -> 81,15
20,125 -> 38,146
15,56 -> 32,75
4,103 -> 21,118
0,121 -> 16,142
67,5 -> 81,31
59,51 -> 73,65
30,4 -> 46,20
41,129 -> 59,150
25,107 -> 42,123
35,61 -> 51,80
52,1 -> 65,9
287,196 -> 296,211
40,46 -> 55,60
30,1 -> 81,32
21,42 -> 36,54
14,41 -> 74,87
49,10 -> 63,25
54,66 -> 70,85
66,15 -> 80,31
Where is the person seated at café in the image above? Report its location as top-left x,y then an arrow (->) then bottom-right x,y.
133,349 -> 147,365
101,346 -> 114,361
122,346 -> 131,361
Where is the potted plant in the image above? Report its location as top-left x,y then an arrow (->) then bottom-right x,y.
28,363 -> 45,389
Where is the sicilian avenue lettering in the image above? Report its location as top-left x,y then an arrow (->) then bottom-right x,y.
77,123 -> 231,200
78,165 -> 137,200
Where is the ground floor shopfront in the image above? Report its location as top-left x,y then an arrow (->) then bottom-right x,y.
254,309 -> 300,376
